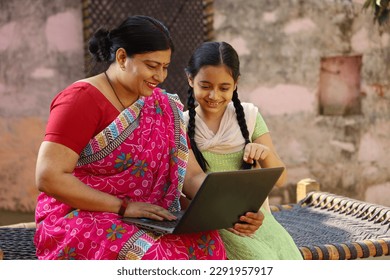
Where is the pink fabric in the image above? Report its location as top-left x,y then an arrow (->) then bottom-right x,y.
34,88 -> 226,260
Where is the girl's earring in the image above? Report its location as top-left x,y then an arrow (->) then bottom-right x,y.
121,65 -> 126,71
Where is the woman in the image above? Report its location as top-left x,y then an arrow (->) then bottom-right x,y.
184,41 -> 303,259
34,15 -> 231,260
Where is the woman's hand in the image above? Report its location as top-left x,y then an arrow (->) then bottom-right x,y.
243,143 -> 270,164
228,210 -> 264,237
124,201 -> 177,221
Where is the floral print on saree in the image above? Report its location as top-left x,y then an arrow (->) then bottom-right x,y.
34,88 -> 226,260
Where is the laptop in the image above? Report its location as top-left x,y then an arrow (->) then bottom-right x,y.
122,167 -> 284,234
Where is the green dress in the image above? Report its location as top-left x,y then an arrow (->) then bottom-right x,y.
200,113 -> 303,260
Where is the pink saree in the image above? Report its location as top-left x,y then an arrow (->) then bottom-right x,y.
34,88 -> 226,260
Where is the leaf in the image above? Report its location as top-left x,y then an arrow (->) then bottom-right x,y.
378,9 -> 389,24
363,0 -> 377,10
363,0 -> 390,25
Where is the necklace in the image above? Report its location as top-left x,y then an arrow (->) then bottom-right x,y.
104,71 -> 126,110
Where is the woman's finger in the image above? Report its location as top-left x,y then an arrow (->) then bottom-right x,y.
147,206 -> 177,220
127,202 -> 176,220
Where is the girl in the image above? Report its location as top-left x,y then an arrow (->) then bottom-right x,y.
184,41 -> 302,260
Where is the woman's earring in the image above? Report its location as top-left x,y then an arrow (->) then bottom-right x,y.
120,65 -> 126,71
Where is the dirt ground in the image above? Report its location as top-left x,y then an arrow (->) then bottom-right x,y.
0,210 -> 35,226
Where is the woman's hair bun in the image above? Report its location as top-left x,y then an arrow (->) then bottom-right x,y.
88,28 -> 112,62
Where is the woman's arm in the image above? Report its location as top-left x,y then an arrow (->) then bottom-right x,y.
36,141 -> 122,212
36,141 -> 175,220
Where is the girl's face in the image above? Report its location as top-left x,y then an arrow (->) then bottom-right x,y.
189,65 -> 237,117
120,49 -> 171,98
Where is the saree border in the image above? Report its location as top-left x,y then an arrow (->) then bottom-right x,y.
117,92 -> 189,260
117,229 -> 161,260
77,100 -> 144,166
166,93 -> 189,193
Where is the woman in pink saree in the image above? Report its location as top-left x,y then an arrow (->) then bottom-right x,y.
34,16 -> 228,260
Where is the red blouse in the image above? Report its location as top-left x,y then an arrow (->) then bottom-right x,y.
45,82 -> 120,154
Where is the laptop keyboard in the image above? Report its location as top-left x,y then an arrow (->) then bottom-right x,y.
139,211 -> 184,228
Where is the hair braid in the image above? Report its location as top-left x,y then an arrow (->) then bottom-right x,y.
232,88 -> 254,170
187,87 -> 209,172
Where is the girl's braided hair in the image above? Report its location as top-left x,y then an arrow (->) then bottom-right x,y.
185,42 -> 253,171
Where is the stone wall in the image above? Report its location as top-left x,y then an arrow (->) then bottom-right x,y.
213,0 -> 390,205
0,0 -> 389,217
0,0 -> 84,213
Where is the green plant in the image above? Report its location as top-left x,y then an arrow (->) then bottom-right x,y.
363,0 -> 389,25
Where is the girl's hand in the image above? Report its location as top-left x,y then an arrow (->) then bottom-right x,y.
243,143 -> 270,164
228,210 -> 264,237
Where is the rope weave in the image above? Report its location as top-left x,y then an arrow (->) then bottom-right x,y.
272,191 -> 390,260
1,191 -> 389,260
0,228 -> 37,260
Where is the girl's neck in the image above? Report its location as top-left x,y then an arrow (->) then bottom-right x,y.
196,107 -> 225,134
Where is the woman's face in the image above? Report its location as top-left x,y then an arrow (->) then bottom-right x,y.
121,49 -> 171,97
189,65 -> 236,117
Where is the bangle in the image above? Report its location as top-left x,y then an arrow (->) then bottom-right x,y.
118,197 -> 129,216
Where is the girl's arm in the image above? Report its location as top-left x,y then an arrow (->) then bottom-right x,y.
244,132 -> 287,187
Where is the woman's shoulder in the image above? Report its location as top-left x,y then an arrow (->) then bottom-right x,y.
56,81 -> 102,100
50,81 -> 112,118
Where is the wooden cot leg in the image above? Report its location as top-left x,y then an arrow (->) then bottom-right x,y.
296,178 -> 321,203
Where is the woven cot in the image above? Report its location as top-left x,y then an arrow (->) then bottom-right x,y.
1,190 -> 389,260
0,227 -> 36,260
272,191 -> 390,260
